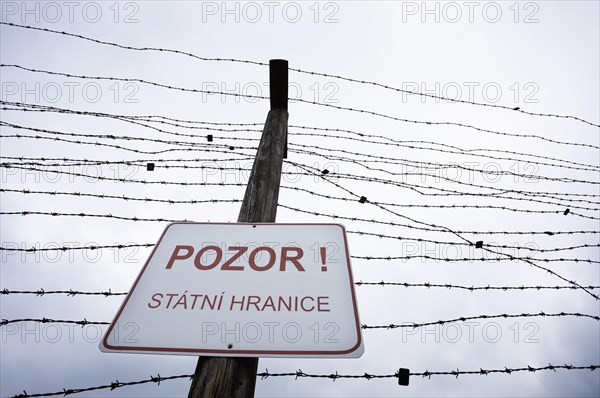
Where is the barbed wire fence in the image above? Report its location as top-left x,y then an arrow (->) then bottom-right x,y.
1,21 -> 599,397
9,365 -> 599,398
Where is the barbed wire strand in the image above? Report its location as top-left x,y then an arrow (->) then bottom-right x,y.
2,141 -> 598,212
0,188 -> 243,207
351,254 -> 600,264
1,119 -> 597,209
361,312 -> 600,329
278,203 -> 600,235
3,312 -> 598,330
0,103 -> 263,134
2,152 -> 598,214
0,243 -> 155,252
290,65 -> 600,127
2,157 -> 598,220
287,124 -> 600,172
0,210 -> 194,223
0,22 -> 267,67
2,63 -> 598,151
2,160 -> 598,230
0,240 -> 595,264
2,206 -> 598,237
2,21 -> 597,128
1,147 -> 597,217
0,63 -> 267,101
1,318 -> 109,326
4,283 -> 599,297
1,101 -> 261,127
288,162 -> 600,300
1,288 -> 127,297
0,132 -> 257,157
7,364 -> 600,397
2,118 -> 598,200
257,364 -> 600,380
9,373 -> 194,398
4,101 -> 598,176
2,189 -> 598,252
6,100 -> 598,178
354,282 -> 600,291
3,153 -> 598,207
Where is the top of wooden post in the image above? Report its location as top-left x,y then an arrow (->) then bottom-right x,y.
269,59 -> 288,110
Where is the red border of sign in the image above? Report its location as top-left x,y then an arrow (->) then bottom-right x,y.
102,222 -> 363,356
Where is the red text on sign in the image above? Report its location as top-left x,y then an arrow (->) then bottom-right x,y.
165,245 -> 306,271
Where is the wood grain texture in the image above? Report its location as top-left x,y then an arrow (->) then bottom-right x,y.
237,109 -> 288,223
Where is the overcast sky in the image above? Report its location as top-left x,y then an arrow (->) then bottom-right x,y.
1,1 -> 599,397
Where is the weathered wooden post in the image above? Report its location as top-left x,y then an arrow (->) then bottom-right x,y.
187,59 -> 288,398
